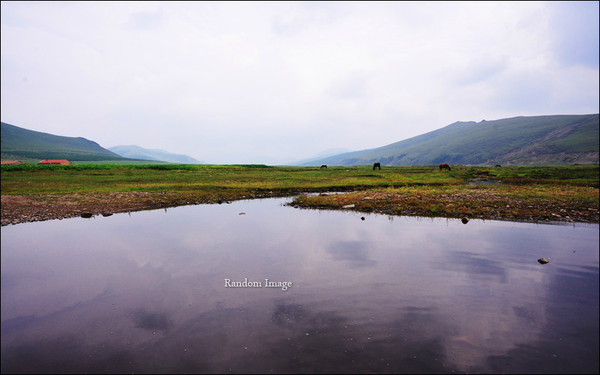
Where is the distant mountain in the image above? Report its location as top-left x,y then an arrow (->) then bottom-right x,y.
292,148 -> 354,166
303,114 -> 599,166
1,122 -> 127,161
108,145 -> 203,164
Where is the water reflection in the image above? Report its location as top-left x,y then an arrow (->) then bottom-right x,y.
327,240 -> 377,268
132,309 -> 171,332
435,250 -> 508,283
1,198 -> 598,373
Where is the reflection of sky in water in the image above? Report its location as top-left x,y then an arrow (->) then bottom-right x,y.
1,198 -> 598,373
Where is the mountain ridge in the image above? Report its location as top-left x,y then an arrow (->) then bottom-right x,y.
301,114 -> 599,166
3,114 -> 598,166
1,121 -> 126,161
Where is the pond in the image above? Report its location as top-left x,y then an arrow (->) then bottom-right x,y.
468,180 -> 502,185
1,197 -> 598,374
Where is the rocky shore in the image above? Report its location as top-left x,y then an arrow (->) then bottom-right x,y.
290,189 -> 600,224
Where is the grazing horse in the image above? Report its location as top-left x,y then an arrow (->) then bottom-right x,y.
373,162 -> 381,170
439,163 -> 451,171
320,164 -> 327,169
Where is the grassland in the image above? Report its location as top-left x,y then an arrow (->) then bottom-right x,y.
1,164 -> 598,225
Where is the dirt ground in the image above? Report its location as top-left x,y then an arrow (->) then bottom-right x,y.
1,192 -> 184,226
0,190 -> 283,226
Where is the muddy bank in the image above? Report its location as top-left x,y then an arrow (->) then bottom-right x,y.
1,192 -> 260,226
290,190 -> 600,224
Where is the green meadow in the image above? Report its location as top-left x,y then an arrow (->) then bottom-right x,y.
2,163 -> 598,193
1,164 -> 598,223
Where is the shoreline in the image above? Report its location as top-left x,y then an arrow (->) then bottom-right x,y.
2,189 -> 598,226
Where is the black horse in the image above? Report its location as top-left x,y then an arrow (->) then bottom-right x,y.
373,162 -> 381,170
320,164 -> 327,169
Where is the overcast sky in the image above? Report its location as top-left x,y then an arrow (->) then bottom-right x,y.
2,1 -> 598,164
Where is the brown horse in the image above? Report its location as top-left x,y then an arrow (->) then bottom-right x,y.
320,164 -> 327,169
373,162 -> 381,170
439,163 -> 451,171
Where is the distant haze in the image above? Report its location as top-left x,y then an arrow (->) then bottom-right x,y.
1,2 -> 598,164
108,145 -> 203,164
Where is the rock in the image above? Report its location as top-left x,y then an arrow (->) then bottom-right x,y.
537,257 -> 550,264
361,217 -> 365,221
461,217 -> 469,224
343,204 -> 355,209
80,213 -> 93,218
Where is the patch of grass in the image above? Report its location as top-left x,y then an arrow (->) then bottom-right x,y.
292,183 -> 598,223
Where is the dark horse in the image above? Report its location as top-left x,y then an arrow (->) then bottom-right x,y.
439,163 -> 451,171
373,162 -> 381,170
320,164 -> 327,169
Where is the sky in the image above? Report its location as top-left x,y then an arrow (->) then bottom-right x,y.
1,1 -> 599,164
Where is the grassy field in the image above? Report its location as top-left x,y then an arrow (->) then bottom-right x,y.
1,164 -> 464,195
1,164 -> 598,224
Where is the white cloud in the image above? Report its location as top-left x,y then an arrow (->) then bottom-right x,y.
2,1 -> 598,164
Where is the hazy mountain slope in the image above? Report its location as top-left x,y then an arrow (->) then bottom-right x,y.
305,114 -> 599,166
108,145 -> 202,164
1,122 -> 126,161
292,148 -> 354,165
298,148 -> 375,166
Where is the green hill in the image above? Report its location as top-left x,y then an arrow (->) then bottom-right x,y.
304,114 -> 599,166
1,122 -> 127,162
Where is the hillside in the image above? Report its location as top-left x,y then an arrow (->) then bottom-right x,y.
292,148 -> 354,165
1,122 -> 127,161
109,145 -> 202,164
303,114 -> 599,166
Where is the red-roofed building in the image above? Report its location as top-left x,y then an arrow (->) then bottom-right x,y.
1,160 -> 24,165
38,159 -> 72,165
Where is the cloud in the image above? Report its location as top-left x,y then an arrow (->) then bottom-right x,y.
547,1 -> 599,68
1,2 -> 598,164
126,9 -> 163,30
451,57 -> 509,87
327,71 -> 369,99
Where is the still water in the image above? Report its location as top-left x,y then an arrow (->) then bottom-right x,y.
1,197 -> 598,374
